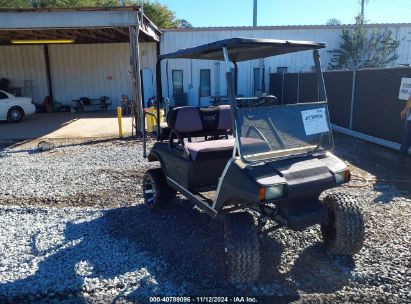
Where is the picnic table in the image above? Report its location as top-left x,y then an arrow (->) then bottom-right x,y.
72,97 -> 111,112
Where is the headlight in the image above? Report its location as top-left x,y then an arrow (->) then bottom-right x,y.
334,169 -> 351,184
259,184 -> 284,201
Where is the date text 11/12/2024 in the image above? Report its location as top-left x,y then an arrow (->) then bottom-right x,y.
149,296 -> 258,303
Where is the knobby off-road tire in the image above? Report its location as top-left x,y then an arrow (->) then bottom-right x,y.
142,168 -> 176,210
224,212 -> 260,284
321,193 -> 365,256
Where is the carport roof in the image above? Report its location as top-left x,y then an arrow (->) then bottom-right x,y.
159,37 -> 326,62
0,6 -> 161,44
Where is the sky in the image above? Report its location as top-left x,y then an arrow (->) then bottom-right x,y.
155,0 -> 411,27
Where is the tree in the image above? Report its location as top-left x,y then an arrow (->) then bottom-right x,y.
326,18 -> 342,26
138,1 -> 190,28
0,0 -> 123,8
176,18 -> 192,28
139,1 -> 178,28
328,25 -> 401,70
0,0 -> 30,8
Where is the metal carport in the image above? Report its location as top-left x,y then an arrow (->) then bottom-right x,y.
0,6 -> 161,134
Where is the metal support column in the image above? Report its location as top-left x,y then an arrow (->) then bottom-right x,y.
129,20 -> 144,137
313,49 -> 327,102
44,44 -> 53,104
349,71 -> 357,129
223,47 -> 238,132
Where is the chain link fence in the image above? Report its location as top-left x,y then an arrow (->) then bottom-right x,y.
269,67 -> 411,144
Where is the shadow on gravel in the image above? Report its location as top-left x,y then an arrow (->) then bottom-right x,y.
289,243 -> 355,293
104,202 -> 304,303
104,199 -> 230,295
0,212 -> 161,304
0,225 -> 90,303
104,201 -> 354,301
0,201 -> 356,303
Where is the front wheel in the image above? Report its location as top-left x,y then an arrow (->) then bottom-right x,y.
8,107 -> 24,123
321,193 -> 365,256
142,168 -> 176,210
224,212 -> 260,284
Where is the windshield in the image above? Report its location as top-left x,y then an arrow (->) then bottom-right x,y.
236,102 -> 333,162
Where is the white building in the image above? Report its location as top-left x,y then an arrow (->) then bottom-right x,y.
160,24 -> 411,106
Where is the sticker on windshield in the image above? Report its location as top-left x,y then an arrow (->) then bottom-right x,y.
301,108 -> 329,136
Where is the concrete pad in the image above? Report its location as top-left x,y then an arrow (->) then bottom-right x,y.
0,111 -> 133,140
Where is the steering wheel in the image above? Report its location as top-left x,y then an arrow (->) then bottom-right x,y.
261,95 -> 279,106
238,95 -> 279,108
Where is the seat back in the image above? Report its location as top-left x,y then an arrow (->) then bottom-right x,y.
168,106 -> 203,133
168,105 -> 232,139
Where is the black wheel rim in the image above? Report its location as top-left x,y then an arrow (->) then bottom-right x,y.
10,109 -> 21,121
143,177 -> 156,208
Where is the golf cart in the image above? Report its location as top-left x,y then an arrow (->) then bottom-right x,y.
142,38 -> 365,284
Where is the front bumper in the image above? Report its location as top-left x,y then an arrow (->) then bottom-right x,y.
24,104 -> 36,116
286,203 -> 328,230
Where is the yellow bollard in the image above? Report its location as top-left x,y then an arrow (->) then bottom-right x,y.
117,107 -> 123,138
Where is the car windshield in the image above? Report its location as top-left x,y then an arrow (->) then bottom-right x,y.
236,102 -> 333,162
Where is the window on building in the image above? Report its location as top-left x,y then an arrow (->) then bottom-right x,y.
172,70 -> 184,95
200,69 -> 211,97
253,68 -> 262,96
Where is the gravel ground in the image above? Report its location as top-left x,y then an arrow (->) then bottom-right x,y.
0,135 -> 410,303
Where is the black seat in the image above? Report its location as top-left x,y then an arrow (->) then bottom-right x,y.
185,138 -> 235,161
167,106 -> 270,161
167,105 -> 233,160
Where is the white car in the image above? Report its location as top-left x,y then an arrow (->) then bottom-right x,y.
0,90 -> 36,122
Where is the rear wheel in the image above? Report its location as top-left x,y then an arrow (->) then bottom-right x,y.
142,168 -> 176,209
7,107 -> 24,123
224,212 -> 260,284
321,193 -> 365,256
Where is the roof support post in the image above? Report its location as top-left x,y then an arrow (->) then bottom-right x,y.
233,61 -> 238,95
155,43 -> 163,142
313,49 -> 327,102
43,44 -> 53,105
129,22 -> 144,137
223,47 -> 238,143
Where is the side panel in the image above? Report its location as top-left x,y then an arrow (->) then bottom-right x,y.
214,159 -> 260,211
149,142 -> 230,190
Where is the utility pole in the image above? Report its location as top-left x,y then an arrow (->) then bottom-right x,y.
360,0 -> 365,24
253,0 -> 257,27
253,0 -> 263,95
358,0 -> 368,25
